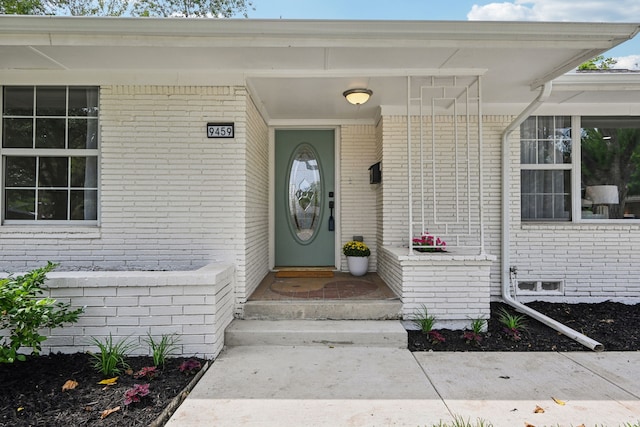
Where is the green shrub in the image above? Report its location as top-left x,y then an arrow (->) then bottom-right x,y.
0,262 -> 84,363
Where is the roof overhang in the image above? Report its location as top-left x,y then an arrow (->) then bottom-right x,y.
0,16 -> 638,123
533,71 -> 640,116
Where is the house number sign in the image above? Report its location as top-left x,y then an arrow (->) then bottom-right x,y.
207,123 -> 234,138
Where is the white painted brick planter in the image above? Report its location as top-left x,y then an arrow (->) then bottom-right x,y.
379,246 -> 495,330
2,263 -> 235,359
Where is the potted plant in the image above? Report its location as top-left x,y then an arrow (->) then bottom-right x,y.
342,240 -> 371,276
412,231 -> 446,252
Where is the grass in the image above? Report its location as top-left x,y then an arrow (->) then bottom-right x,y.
430,415 -> 493,427
497,307 -> 527,330
429,416 -> 640,427
469,317 -> 486,334
89,333 -> 137,377
145,333 -> 180,368
413,305 -> 436,333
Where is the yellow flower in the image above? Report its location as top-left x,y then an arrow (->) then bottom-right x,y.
342,241 -> 371,257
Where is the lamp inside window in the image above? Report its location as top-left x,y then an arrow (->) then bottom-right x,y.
584,185 -> 619,219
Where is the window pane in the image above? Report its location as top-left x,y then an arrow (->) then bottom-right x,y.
5,189 -> 36,220
521,194 -> 535,219
581,116 -> 640,219
36,87 -> 66,116
39,157 -> 68,187
521,170 -> 534,193
69,87 -> 98,117
539,140 -> 555,164
35,118 -> 66,148
3,87 -> 33,116
2,118 -> 33,148
5,157 -> 36,187
521,117 -> 537,139
537,116 -> 555,139
554,117 -> 572,164
521,140 -> 537,164
38,190 -> 68,220
70,190 -> 97,220
521,169 -> 571,220
71,157 -> 97,188
69,118 -> 98,149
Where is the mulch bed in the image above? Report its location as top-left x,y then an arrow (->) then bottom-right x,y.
1,301 -> 638,426
409,301 -> 640,352
0,354 -> 206,427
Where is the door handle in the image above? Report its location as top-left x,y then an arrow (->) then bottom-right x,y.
328,200 -> 335,231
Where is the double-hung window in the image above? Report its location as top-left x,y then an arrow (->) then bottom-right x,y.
521,115 -> 640,221
520,116 -> 572,220
2,86 -> 99,223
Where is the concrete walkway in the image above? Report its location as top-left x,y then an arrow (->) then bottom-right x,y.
166,347 -> 640,427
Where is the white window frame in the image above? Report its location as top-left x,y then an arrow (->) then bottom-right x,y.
522,115 -> 640,223
520,115 -> 573,221
1,86 -> 99,225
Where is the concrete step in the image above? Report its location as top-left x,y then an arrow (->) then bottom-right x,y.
225,319 -> 408,348
242,299 -> 402,320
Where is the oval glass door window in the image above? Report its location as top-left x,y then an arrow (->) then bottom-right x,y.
288,143 -> 322,242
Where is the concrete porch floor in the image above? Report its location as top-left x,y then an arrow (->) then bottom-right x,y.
248,272 -> 398,301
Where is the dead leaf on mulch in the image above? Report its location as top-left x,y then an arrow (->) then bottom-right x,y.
98,377 -> 118,385
552,396 -> 566,405
62,379 -> 78,391
100,406 -> 120,419
533,405 -> 545,413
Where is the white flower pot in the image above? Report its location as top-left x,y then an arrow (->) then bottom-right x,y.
346,256 -> 369,276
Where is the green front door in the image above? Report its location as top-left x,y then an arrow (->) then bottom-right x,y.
275,129 -> 335,266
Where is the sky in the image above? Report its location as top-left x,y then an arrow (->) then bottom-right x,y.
241,0 -> 640,69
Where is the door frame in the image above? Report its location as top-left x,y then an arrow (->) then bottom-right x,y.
269,126 -> 341,270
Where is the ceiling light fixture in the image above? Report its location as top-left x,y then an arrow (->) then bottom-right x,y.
343,88 -> 373,105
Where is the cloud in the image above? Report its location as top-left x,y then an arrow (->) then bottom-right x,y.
468,2 -> 538,20
467,0 -> 640,22
614,55 -> 640,70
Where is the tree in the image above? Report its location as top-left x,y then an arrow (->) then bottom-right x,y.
0,0 -> 253,17
132,0 -> 252,17
578,55 -> 617,71
582,127 -> 640,218
0,0 -> 47,14
64,0 -> 131,16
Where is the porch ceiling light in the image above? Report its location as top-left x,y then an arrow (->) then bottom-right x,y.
343,88 -> 372,105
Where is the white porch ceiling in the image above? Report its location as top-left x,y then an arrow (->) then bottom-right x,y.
0,17 -> 639,123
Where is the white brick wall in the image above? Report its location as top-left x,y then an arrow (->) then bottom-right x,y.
380,247 -> 493,329
512,223 -> 640,301
380,116 -> 410,247
24,263 -> 235,358
241,97 -> 270,310
339,124 -> 378,271
1,85 -> 248,274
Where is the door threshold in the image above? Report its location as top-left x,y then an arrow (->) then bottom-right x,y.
273,266 -> 335,278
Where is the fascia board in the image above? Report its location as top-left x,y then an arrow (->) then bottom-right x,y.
0,16 -> 638,49
553,73 -> 640,92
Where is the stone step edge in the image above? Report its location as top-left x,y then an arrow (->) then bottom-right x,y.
242,300 -> 403,320
224,319 -> 408,348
